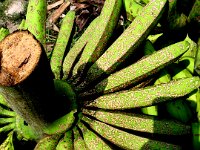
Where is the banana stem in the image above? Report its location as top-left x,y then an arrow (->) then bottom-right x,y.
0,31 -> 69,138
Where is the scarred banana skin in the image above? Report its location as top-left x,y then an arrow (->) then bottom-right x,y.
78,122 -> 112,150
25,0 -> 46,48
78,40 -> 190,95
71,0 -> 122,82
34,134 -> 61,150
82,109 -> 191,135
56,130 -> 73,150
73,126 -> 88,150
62,17 -> 100,80
87,77 -> 200,109
50,11 -> 75,79
0,131 -> 14,150
83,0 -> 168,86
81,116 -> 181,149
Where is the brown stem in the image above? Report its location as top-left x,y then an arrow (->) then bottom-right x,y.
48,1 -> 71,24
0,30 -> 67,137
47,0 -> 64,11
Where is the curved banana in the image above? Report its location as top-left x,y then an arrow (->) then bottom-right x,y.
73,126 -> 88,150
141,40 -> 171,116
78,40 -> 190,96
50,10 -> 75,79
164,62 -> 194,123
123,0 -> 143,21
34,134 -> 61,150
0,131 -> 14,150
0,105 -> 16,117
87,77 -> 200,109
82,115 -> 181,149
78,122 -> 111,150
72,0 -> 123,83
82,109 -> 191,135
25,0 -> 46,47
56,130 -> 73,150
81,0 -> 168,89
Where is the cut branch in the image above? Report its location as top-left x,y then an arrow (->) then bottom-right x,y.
0,30 -> 67,138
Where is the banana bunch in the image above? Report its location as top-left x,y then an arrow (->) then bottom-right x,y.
1,0 -> 200,149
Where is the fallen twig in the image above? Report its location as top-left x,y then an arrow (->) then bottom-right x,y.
47,0 -> 64,11
48,1 -> 71,24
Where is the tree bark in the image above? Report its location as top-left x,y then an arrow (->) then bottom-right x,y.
0,30 -> 67,138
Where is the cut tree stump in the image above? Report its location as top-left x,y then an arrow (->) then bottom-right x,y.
0,30 -> 68,138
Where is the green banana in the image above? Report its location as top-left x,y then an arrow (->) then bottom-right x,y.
77,122 -> 112,150
170,61 -> 195,92
56,130 -> 73,150
123,0 -> 143,21
0,117 -> 15,125
81,0 -> 167,86
73,126 -> 88,150
168,63 -> 193,79
154,70 -> 171,85
44,109 -> 76,135
194,38 -> 200,75
192,122 -> 200,150
188,0 -> 200,41
0,123 -> 15,134
71,0 -> 122,82
50,10 -> 75,79
15,115 -> 40,141
141,40 -> 171,116
147,33 -> 163,44
196,89 -> 200,121
86,77 -> 200,110
81,116 -> 181,149
25,0 -> 46,48
18,19 -> 27,30
62,16 -> 100,80
141,106 -> 159,116
163,0 -> 187,32
170,59 -> 198,111
44,79 -> 77,135
78,40 -> 190,95
186,88 -> 199,111
143,40 -> 156,55
182,35 -> 197,58
141,69 -> 171,116
34,134 -> 61,150
0,131 -> 14,150
178,56 -> 195,74
0,105 -> 16,117
0,27 -> 9,41
0,94 -> 11,108
82,109 -> 191,135
165,99 -> 193,123
164,63 -> 194,123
